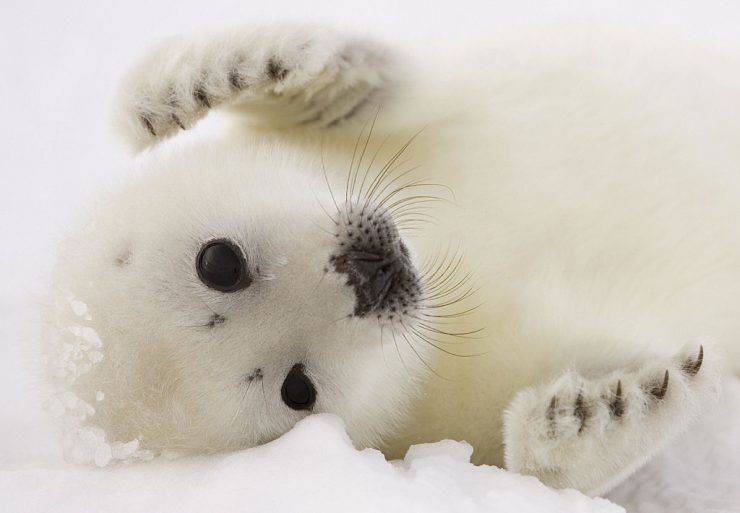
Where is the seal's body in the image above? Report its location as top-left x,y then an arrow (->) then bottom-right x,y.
47,24 -> 737,494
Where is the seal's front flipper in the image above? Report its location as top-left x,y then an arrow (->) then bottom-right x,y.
503,345 -> 719,495
113,24 -> 397,152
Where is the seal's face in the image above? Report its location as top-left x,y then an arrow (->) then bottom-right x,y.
59,139 -> 454,454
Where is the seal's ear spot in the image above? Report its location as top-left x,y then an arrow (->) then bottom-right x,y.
115,244 -> 132,268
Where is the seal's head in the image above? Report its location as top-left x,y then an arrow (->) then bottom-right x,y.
48,136 -> 468,457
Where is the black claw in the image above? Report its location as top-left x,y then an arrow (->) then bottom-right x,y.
171,113 -> 186,130
546,396 -> 558,437
574,392 -> 589,433
682,345 -> 704,377
140,114 -> 156,137
609,380 -> 625,418
267,58 -> 289,81
650,370 -> 670,400
228,68 -> 246,90
194,85 -> 211,108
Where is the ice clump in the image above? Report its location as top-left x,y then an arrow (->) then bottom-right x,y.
1,414 -> 623,513
42,296 -> 152,467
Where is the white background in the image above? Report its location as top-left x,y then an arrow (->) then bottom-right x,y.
1,1 -> 740,510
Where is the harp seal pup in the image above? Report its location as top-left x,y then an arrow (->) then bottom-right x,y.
45,23 -> 739,494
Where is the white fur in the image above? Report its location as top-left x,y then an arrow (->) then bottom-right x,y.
45,23 -> 740,493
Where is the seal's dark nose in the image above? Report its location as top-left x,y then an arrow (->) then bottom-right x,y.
333,251 -> 404,317
281,364 -> 316,411
329,205 -> 421,319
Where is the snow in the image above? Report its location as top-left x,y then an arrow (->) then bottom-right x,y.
608,379 -> 740,512
2,1 -> 740,512
1,414 -> 622,513
2,393 -> 740,513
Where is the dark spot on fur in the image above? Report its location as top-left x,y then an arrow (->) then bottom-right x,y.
267,58 -> 289,81
246,368 -> 263,382
115,249 -> 132,267
207,313 -> 226,328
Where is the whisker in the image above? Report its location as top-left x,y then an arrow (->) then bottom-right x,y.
312,189 -> 339,226
310,269 -> 327,295
378,321 -> 387,367
416,321 -> 486,339
390,323 -> 412,379
349,111 -> 376,206
399,328 -> 451,380
374,178 -> 438,211
260,379 -> 268,411
359,133 -> 393,205
421,303 -> 483,318
351,107 -> 380,204
363,141 -> 410,209
424,265 -> 468,295
424,286 -> 482,309
424,272 -> 472,300
321,137 -> 341,215
345,116 -> 367,211
396,218 -> 436,228
356,105 -> 383,202
387,199 -> 444,217
367,163 -> 420,205
382,195 -> 444,213
226,380 -> 251,434
423,278 -> 476,299
330,313 -> 353,324
409,314 -> 469,326
419,245 -> 449,279
393,210 -> 438,222
407,324 -> 487,357
363,128 -> 425,212
178,322 -> 213,329
309,218 -> 336,236
421,245 -> 461,284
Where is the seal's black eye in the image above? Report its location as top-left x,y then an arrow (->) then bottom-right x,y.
281,364 -> 316,411
196,239 -> 252,292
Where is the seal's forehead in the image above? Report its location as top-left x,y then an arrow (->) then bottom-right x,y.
122,141 -> 325,224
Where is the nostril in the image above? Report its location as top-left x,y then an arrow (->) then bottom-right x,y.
349,255 -> 393,283
336,252 -> 400,316
281,364 -> 316,411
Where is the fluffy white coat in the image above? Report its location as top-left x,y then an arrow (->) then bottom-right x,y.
45,23 -> 737,495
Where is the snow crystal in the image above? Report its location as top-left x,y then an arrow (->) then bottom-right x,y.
69,300 -> 88,317
81,326 -> 102,346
